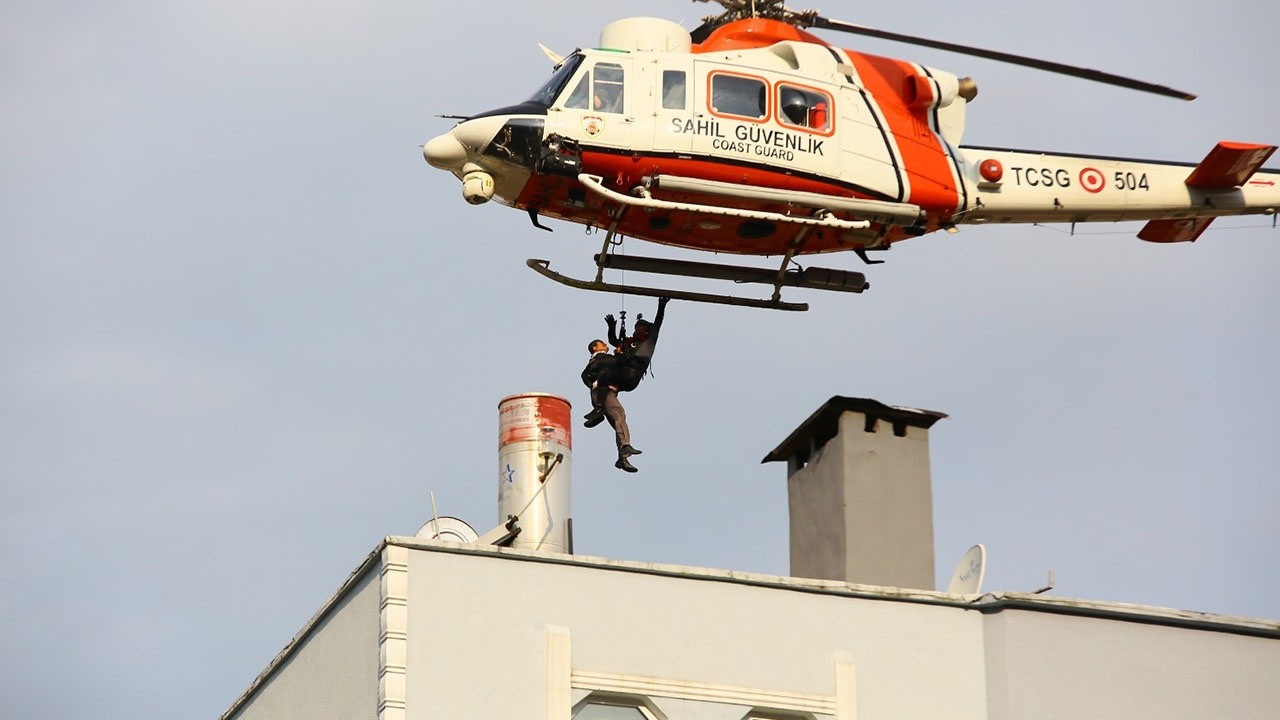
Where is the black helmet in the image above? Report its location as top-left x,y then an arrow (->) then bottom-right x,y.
781,88 -> 808,125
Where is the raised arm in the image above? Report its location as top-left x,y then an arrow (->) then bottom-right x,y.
605,314 -> 623,347
652,297 -> 669,331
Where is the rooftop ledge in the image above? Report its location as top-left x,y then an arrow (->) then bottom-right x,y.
384,536 -> 1279,636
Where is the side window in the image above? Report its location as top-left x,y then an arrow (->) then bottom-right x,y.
593,62 -> 625,114
777,84 -> 832,132
661,70 -> 686,110
711,73 -> 767,120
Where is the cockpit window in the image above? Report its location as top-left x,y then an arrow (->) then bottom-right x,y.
559,61 -> 626,114
526,54 -> 585,107
592,63 -> 625,114
564,75 -> 590,109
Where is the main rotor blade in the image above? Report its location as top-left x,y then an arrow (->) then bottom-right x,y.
813,17 -> 1196,101
690,21 -> 716,44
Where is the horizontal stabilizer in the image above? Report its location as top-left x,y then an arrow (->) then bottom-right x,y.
1137,217 -> 1215,243
1184,141 -> 1276,188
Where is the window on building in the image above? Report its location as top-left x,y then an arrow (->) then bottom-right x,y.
572,693 -> 664,720
777,84 -> 832,132
662,70 -> 686,110
711,73 -> 767,119
741,709 -> 818,720
574,704 -> 650,720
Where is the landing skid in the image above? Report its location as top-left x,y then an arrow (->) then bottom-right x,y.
526,259 -> 810,312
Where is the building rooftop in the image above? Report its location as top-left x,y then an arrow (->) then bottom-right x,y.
224,536 -> 1280,720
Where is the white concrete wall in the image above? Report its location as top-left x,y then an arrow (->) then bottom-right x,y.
405,548 -> 989,720
229,565 -> 381,720
984,609 -> 1280,720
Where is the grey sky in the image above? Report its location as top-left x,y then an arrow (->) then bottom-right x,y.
2,1 -> 1277,718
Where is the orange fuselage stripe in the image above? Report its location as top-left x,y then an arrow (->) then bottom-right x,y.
844,51 -> 960,216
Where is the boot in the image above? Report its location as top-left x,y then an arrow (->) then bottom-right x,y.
620,444 -> 642,457
615,457 -> 638,473
583,409 -> 605,428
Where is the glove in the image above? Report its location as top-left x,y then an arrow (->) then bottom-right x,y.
605,314 -> 616,325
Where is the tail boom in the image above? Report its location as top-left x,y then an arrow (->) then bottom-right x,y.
955,143 -> 1279,239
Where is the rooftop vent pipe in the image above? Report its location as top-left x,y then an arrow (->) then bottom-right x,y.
497,393 -> 574,554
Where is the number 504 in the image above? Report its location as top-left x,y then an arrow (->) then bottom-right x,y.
1114,171 -> 1150,191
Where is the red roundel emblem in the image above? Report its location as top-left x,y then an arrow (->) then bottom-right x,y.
1079,167 -> 1106,193
980,158 -> 1003,182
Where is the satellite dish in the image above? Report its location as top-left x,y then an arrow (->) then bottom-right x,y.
415,516 -> 479,544
946,544 -> 987,594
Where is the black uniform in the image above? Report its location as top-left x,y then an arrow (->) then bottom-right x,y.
606,298 -> 668,392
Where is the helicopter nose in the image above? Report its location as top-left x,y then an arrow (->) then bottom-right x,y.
451,116 -> 506,153
423,116 -> 507,171
423,131 -> 467,170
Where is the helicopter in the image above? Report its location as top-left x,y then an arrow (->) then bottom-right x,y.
423,0 -> 1279,311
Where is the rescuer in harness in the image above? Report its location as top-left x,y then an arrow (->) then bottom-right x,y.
583,296 -> 669,428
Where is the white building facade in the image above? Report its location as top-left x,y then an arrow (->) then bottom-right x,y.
223,538 -> 1279,720
223,397 -> 1279,720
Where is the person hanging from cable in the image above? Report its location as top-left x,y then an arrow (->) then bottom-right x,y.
580,338 -> 641,473
584,296 -> 670,428
612,295 -> 669,391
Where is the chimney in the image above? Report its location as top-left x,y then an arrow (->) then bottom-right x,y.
763,397 -> 947,590
497,393 -> 573,553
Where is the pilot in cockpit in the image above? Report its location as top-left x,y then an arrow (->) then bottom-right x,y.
593,84 -> 623,113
